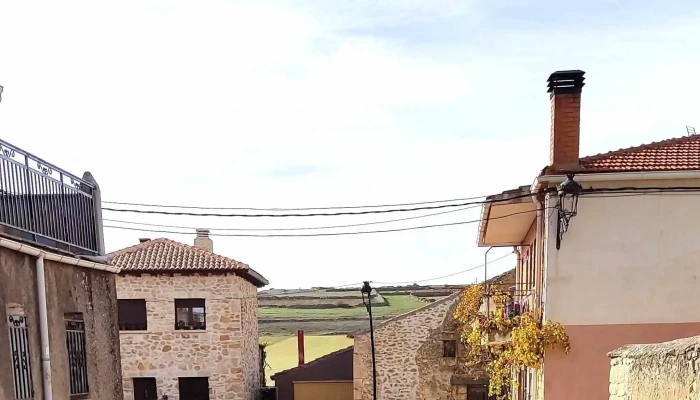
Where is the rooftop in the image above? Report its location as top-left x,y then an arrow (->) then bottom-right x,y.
107,238 -> 268,287
545,134 -> 700,175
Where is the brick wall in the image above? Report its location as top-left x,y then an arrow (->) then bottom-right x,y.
608,335 -> 700,400
118,273 -> 260,400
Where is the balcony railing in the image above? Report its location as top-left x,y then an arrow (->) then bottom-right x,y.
0,139 -> 102,255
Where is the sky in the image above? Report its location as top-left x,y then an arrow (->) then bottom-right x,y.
0,0 -> 698,289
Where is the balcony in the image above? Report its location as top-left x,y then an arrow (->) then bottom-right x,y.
0,139 -> 103,255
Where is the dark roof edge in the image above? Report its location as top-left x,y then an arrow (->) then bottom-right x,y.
270,346 -> 353,380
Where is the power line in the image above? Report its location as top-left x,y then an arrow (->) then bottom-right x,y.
371,252 -> 513,286
101,192 -> 534,218
103,207 -> 549,238
102,193 -> 494,211
103,204 -> 482,232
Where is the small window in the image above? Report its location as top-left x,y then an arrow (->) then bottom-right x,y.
8,315 -> 34,399
118,299 -> 148,331
65,313 -> 89,396
442,340 -> 457,357
179,377 -> 209,400
175,299 -> 206,330
467,384 -> 496,400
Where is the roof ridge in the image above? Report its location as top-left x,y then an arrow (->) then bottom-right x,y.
106,238 -> 171,259
270,345 -> 353,379
580,134 -> 699,162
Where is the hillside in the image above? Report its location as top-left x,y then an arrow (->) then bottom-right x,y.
258,284 -> 464,336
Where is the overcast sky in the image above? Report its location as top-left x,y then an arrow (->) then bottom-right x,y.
1,0 -> 698,289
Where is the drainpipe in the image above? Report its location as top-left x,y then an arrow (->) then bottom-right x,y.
530,191 -> 544,400
35,254 -> 53,400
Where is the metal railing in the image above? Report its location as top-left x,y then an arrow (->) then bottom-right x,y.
0,138 -> 101,255
8,315 -> 34,399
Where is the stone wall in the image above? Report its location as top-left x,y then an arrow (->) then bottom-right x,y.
353,293 -> 486,400
608,335 -> 700,400
118,273 -> 259,400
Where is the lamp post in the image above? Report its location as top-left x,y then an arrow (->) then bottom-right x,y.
0,85 -> 4,103
361,281 -> 377,400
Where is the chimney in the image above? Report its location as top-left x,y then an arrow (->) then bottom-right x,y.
139,238 -> 150,243
547,70 -> 585,171
194,229 -> 213,253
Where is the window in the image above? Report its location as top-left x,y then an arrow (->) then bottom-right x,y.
179,377 -> 209,400
65,313 -> 89,396
133,378 -> 158,400
8,315 -> 34,399
442,340 -> 457,357
118,299 -> 148,331
175,299 -> 206,330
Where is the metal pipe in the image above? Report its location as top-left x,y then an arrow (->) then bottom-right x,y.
368,294 -> 377,400
35,254 -> 53,400
484,247 -> 493,316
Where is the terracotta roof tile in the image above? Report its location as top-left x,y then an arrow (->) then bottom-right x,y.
547,134 -> 700,174
107,238 -> 249,273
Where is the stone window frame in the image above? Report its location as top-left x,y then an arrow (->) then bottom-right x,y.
442,339 -> 457,358
174,298 -> 206,330
117,299 -> 148,331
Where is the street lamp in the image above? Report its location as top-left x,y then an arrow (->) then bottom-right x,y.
0,85 -> 4,103
361,281 -> 377,400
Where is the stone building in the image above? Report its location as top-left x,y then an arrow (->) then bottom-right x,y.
352,270 -> 515,400
108,230 -> 268,400
608,335 -> 700,400
0,138 -> 124,399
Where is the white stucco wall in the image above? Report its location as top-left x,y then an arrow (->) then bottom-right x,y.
543,178 -> 700,326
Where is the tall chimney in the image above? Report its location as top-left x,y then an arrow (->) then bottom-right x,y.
194,229 -> 213,253
547,70 -> 585,171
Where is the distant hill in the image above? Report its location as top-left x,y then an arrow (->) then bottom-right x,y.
258,284 -> 465,336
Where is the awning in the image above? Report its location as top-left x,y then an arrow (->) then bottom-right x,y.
477,185 -> 536,246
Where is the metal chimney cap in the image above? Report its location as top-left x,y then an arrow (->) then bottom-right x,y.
196,228 -> 211,237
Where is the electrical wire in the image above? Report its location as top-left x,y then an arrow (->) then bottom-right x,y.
103,204 -> 482,232
371,252 -> 513,285
102,193 -> 495,211
101,192 -> 534,218
104,207 -> 550,238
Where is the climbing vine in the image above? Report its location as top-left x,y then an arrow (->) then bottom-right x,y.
454,285 -> 571,400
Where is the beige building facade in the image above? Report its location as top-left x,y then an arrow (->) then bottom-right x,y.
109,231 -> 268,400
352,270 -> 514,400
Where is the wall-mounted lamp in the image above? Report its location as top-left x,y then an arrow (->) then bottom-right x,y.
556,173 -> 583,249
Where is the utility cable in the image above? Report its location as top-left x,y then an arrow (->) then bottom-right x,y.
371,253 -> 513,285
101,192 -> 535,218
102,193 -> 495,211
103,204 -> 482,232
103,207 -> 550,238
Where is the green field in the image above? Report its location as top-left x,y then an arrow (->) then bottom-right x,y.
258,295 -> 426,319
262,335 -> 354,385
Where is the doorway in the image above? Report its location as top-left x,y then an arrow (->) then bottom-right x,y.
133,378 -> 157,400
178,377 -> 210,400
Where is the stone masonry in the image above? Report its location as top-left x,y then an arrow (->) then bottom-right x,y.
608,335 -> 700,400
118,273 -> 260,400
353,294 -> 487,400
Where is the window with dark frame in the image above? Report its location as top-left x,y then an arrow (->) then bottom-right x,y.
442,339 -> 457,357
467,384 -> 496,400
118,299 -> 148,331
174,299 -> 206,330
65,313 -> 89,396
8,315 -> 34,399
